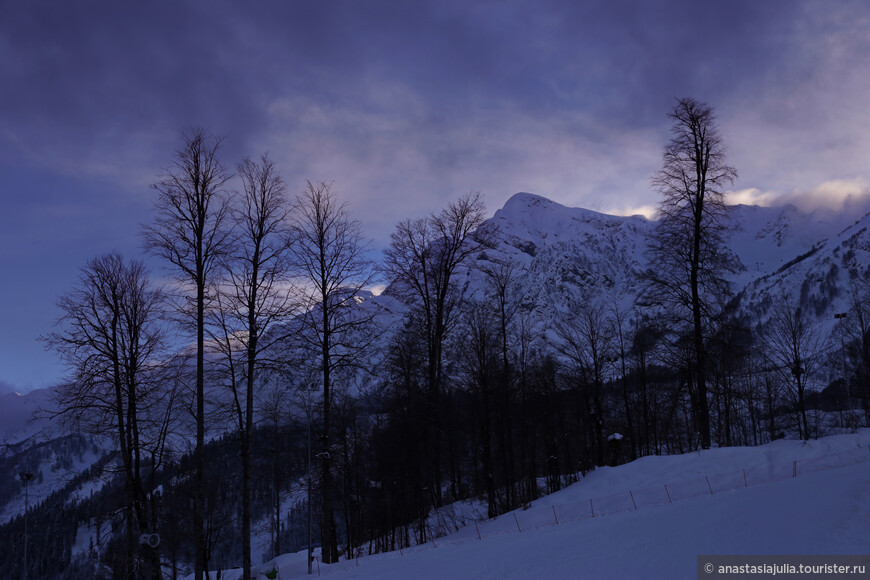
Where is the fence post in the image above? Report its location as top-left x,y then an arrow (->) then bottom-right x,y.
316,557 -> 321,577
743,468 -> 748,488
664,484 -> 672,504
629,490 -> 638,510
552,505 -> 560,525
513,513 -> 522,533
705,476 -> 714,495
475,521 -> 481,540
793,460 -> 797,478
590,498 -> 595,517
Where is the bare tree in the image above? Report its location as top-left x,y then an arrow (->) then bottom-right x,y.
482,259 -> 519,377
288,181 -> 375,564
257,375 -> 292,560
610,300 -> 637,460
459,301 -> 500,516
764,295 -> 826,440
44,253 -> 171,579
629,313 -> 663,455
846,279 -> 870,423
143,128 -> 232,579
208,154 -> 294,580
383,192 -> 489,506
514,310 -> 539,502
647,98 -> 737,449
481,258 -> 520,507
556,302 -> 615,466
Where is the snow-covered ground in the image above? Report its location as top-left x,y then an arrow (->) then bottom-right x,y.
209,430 -> 870,579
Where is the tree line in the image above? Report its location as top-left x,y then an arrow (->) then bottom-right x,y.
36,98 -> 870,579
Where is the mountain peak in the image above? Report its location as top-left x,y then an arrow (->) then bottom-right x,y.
502,192 -> 564,212
495,193 -> 639,233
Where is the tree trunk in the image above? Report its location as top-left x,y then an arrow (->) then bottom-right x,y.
241,349 -> 254,579
195,278 -> 206,580
692,203 -> 712,449
321,310 -> 339,564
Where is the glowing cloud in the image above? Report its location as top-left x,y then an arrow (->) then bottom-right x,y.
726,177 -> 870,213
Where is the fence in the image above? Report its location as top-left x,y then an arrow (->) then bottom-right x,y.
468,444 -> 870,535
461,444 -> 870,537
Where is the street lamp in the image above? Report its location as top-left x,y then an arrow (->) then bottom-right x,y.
19,472 -> 33,580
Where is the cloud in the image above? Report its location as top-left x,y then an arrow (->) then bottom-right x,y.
607,204 -> 659,220
5,0 -> 870,391
719,3 -> 870,202
257,87 -> 665,241
0,1 -> 804,218
727,177 -> 870,214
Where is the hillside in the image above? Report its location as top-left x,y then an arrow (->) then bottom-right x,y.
243,430 -> 870,579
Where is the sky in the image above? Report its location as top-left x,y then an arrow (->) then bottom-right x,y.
2,0 -> 870,391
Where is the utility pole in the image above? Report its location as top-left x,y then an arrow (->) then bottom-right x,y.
20,472 -> 33,580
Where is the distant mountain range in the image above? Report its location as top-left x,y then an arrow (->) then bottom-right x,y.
1,192 -> 866,500
7,191 -> 868,451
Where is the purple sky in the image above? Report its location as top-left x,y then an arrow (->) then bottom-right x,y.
2,0 -> 870,391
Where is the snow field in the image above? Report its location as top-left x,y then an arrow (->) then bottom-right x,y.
231,430 -> 870,579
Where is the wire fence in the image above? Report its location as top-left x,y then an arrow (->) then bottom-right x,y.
300,444 -> 870,578
451,445 -> 870,539
455,444 -> 870,539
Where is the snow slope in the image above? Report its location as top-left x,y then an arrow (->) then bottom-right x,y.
0,434 -> 111,524
239,431 -> 870,580
0,387 -> 59,447
733,206 -> 870,337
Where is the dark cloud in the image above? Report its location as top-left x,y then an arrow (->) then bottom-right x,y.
0,1 -> 802,160
2,0 -> 870,389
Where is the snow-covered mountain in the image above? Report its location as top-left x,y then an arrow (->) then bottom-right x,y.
6,191 -> 865,451
478,193 -> 653,315
732,205 -> 870,335
445,192 -> 870,340
2,191 -> 868,577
